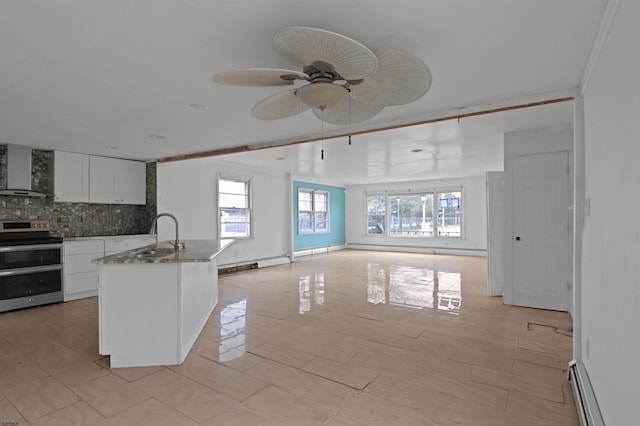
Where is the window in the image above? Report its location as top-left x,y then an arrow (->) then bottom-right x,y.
436,190 -> 462,237
219,177 -> 250,238
298,189 -> 329,233
389,193 -> 434,236
365,188 -> 462,238
366,195 -> 386,234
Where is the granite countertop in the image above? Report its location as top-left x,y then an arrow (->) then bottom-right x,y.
64,234 -> 156,242
93,239 -> 234,264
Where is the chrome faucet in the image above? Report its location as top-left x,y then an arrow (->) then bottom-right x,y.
150,213 -> 183,251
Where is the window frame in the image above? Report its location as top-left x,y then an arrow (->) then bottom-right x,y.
298,188 -> 330,234
218,175 -> 252,239
365,187 -> 463,239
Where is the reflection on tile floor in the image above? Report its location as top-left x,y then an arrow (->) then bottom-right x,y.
0,250 -> 577,425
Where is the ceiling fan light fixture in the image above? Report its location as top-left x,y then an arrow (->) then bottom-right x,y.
296,83 -> 347,109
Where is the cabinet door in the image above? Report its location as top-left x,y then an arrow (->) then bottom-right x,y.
104,238 -> 129,255
65,272 -> 100,295
89,156 -> 117,203
116,159 -> 146,205
54,151 -> 89,202
64,240 -> 104,256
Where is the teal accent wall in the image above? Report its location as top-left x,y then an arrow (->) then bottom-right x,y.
293,181 -> 345,250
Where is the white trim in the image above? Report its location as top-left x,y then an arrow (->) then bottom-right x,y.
257,256 -> 291,268
580,0 -> 622,95
346,243 -> 486,257
294,244 -> 347,258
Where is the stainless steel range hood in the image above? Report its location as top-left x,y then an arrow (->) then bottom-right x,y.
0,144 -> 49,198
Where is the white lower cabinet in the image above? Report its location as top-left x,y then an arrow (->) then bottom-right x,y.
64,235 -> 157,301
64,240 -> 104,301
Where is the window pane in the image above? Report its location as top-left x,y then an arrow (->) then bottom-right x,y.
314,192 -> 327,212
219,193 -> 248,208
390,194 -> 433,236
367,196 -> 386,215
367,215 -> 385,234
315,212 -> 328,231
219,180 -> 246,195
220,208 -> 250,237
366,195 -> 387,235
298,191 -> 312,211
436,191 -> 462,237
299,212 -> 313,232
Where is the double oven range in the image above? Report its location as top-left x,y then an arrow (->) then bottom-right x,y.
0,220 -> 64,312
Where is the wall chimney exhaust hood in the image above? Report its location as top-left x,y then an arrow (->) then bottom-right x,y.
0,144 -> 49,198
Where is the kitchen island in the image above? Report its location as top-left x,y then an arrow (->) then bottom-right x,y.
94,239 -> 233,368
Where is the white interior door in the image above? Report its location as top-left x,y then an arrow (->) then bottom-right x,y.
512,151 -> 569,311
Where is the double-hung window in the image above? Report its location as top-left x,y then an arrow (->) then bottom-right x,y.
219,177 -> 251,238
298,189 -> 329,233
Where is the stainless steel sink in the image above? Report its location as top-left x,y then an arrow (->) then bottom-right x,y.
134,247 -> 176,258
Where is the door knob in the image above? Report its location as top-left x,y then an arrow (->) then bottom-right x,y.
515,236 -> 521,241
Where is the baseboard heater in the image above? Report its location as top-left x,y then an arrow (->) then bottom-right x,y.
568,360 -> 605,426
218,263 -> 258,276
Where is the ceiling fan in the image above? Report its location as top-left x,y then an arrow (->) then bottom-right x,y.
212,27 -> 432,125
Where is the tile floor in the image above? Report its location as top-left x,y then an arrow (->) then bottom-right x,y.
0,250 -> 577,425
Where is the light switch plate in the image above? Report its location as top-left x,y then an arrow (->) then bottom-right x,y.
585,198 -> 591,216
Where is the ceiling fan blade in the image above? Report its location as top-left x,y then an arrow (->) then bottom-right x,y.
350,47 -> 432,106
213,68 -> 308,86
313,95 -> 384,125
273,27 -> 378,80
252,89 -> 310,120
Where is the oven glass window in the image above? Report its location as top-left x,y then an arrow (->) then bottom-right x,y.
0,248 -> 61,269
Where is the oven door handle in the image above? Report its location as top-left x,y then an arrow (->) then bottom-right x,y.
0,264 -> 64,277
0,243 -> 63,252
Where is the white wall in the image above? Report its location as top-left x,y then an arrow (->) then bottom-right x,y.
156,158 -> 291,266
581,1 -> 640,423
345,176 -> 487,255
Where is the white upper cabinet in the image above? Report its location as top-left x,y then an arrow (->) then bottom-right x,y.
89,155 -> 117,203
89,156 -> 146,205
116,158 -> 147,205
53,151 -> 89,203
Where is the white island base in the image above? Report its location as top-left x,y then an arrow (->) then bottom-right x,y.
97,240 -> 230,368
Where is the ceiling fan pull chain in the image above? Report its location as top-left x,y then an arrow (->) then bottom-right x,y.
348,88 -> 352,145
321,108 -> 325,160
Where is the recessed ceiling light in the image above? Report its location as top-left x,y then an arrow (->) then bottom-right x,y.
276,157 -> 285,160
189,103 -> 208,111
150,134 -> 166,140
411,149 -> 423,153
105,145 -> 119,150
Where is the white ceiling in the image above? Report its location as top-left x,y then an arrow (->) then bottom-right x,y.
0,1 -> 605,184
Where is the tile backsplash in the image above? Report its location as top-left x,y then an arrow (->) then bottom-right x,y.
0,145 -> 157,238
